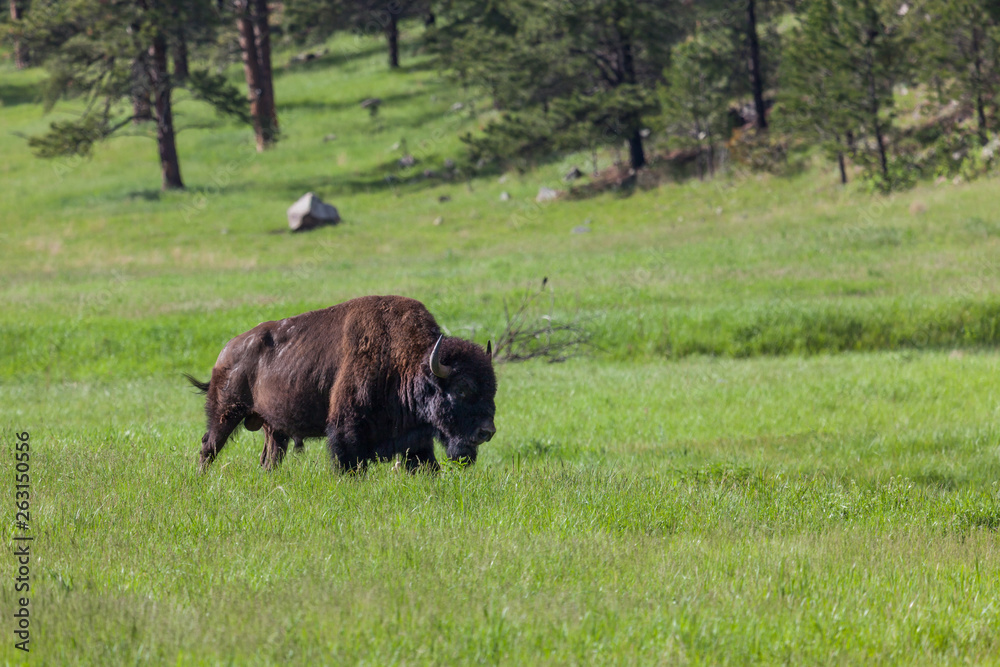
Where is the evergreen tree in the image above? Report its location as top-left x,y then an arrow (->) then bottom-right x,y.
23,0 -> 249,191
911,0 -> 1000,144
661,30 -> 733,178
780,0 -> 909,188
437,0 -> 684,171
781,0 -> 857,183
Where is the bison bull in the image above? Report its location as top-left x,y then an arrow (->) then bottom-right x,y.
186,295 -> 497,471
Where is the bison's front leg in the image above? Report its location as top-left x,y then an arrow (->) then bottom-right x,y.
403,438 -> 439,472
259,425 -> 290,471
326,424 -> 373,473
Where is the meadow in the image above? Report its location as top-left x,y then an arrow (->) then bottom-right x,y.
2,28 -> 1000,665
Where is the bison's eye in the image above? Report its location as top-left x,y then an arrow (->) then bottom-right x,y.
453,383 -> 475,402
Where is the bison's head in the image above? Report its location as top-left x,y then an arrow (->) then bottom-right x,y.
424,335 -> 497,463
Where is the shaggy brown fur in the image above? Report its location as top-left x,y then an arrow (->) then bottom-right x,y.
187,295 -> 497,471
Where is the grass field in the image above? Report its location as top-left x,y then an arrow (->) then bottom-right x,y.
2,27 -> 1000,665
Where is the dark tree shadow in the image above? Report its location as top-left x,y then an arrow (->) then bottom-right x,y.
276,41 -> 387,77
0,80 -> 41,107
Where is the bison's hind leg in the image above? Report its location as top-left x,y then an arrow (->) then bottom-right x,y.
199,415 -> 244,470
259,425 -> 290,471
293,437 -> 305,453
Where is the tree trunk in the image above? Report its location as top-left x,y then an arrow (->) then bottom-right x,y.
386,12 -> 400,69
619,33 -> 646,170
972,26 -> 987,144
627,129 -> 646,171
149,34 -> 184,190
9,0 -> 30,69
864,38 -> 889,182
131,56 -> 152,124
236,0 -> 270,151
838,151 -> 847,184
133,92 -> 152,123
252,0 -> 278,140
746,0 -> 768,130
173,25 -> 190,82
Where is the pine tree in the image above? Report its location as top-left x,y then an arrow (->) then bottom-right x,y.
912,0 -> 1000,144
23,0 -> 250,191
437,0 -> 683,171
780,0 -> 909,188
662,31 -> 733,178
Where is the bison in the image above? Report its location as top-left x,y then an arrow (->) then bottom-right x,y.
186,295 -> 497,472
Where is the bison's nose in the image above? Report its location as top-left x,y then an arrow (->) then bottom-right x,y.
478,423 -> 496,443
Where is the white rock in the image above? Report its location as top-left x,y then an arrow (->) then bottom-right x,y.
287,192 -> 341,232
536,187 -> 561,203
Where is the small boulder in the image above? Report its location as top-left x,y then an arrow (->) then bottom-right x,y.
438,195 -> 451,203
287,192 -> 341,232
499,191 -> 510,201
399,154 -> 417,168
536,187 -> 561,203
323,133 -> 337,142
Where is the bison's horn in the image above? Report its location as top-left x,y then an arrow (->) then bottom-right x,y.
430,335 -> 452,379
486,340 -> 492,359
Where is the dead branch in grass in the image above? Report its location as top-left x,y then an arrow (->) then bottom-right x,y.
493,277 -> 593,363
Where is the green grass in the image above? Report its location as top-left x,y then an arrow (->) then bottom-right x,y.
2,26 -> 1000,665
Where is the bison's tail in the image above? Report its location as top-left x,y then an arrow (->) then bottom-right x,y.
183,373 -> 211,394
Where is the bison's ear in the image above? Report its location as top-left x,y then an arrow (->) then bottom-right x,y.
486,340 -> 492,359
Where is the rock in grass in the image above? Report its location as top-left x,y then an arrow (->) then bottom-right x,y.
536,187 -> 561,203
287,192 -> 340,232
500,191 -> 510,201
